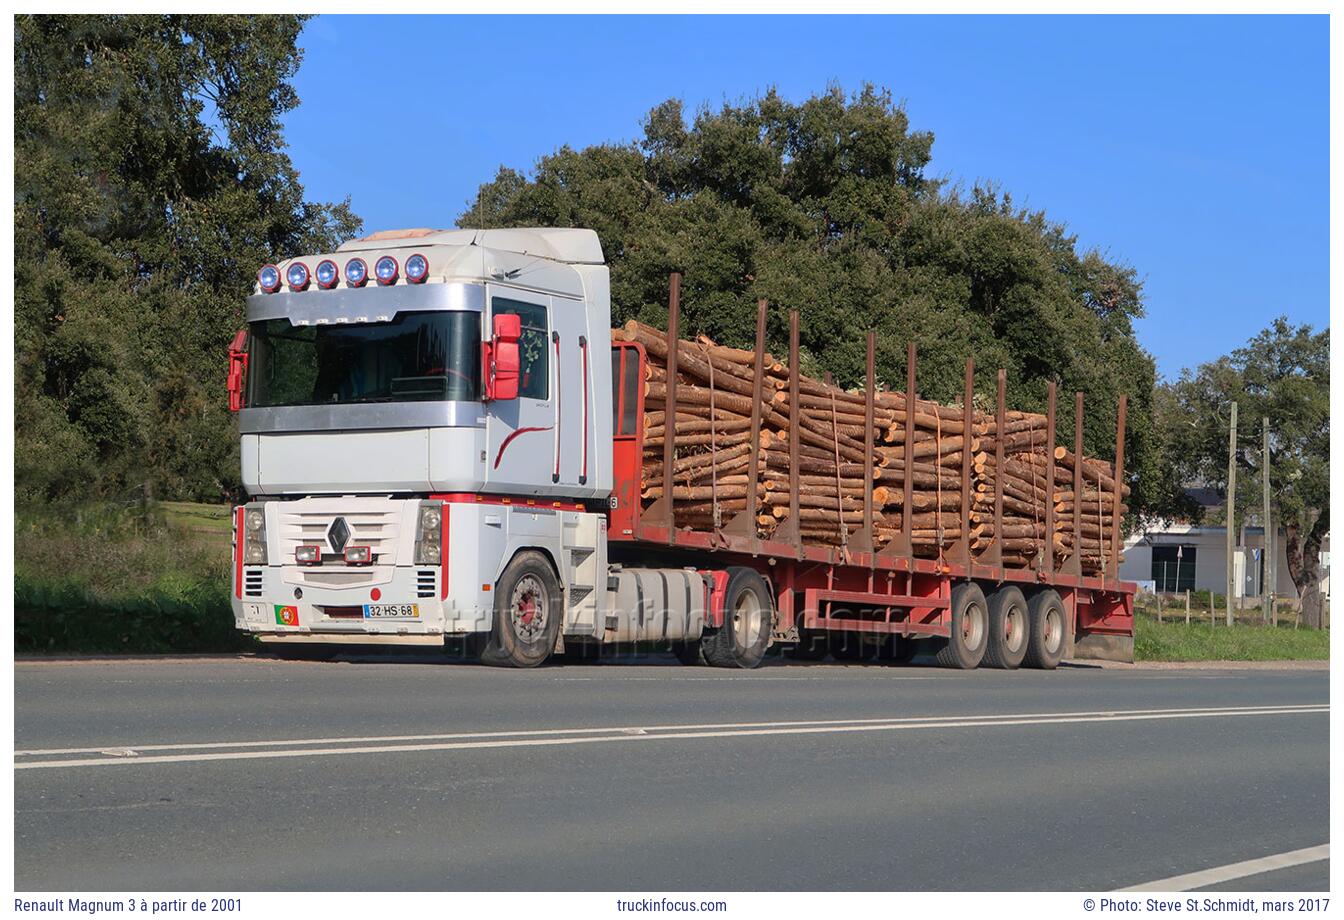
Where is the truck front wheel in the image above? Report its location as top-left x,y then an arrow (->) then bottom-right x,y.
699,567 -> 772,669
481,551 -> 562,668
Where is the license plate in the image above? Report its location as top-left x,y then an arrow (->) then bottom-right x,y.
362,604 -> 420,619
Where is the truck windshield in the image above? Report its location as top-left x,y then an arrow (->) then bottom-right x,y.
247,311 -> 482,407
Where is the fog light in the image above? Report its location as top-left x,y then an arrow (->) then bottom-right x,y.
295,544 -> 321,565
344,545 -> 372,565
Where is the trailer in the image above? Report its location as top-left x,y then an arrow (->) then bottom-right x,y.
229,227 -> 1134,668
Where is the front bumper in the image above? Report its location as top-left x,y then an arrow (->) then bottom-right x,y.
232,563 -> 493,641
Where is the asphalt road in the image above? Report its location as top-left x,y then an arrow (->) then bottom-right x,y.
14,653 -> 1330,892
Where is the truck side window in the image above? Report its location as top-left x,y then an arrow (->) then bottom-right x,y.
492,298 -> 549,400
610,346 -> 643,436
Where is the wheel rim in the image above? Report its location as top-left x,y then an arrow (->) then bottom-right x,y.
1004,605 -> 1026,653
732,588 -> 765,654
1043,606 -> 1063,655
961,601 -> 986,650
510,573 -> 548,641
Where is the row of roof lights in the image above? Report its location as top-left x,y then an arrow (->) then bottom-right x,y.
257,254 -> 430,293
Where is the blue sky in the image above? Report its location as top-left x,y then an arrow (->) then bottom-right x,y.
283,14 -> 1328,380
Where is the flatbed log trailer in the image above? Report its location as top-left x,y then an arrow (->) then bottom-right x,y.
228,228 -> 1134,668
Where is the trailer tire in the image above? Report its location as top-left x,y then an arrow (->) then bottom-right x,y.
699,567 -> 772,669
935,582 -> 989,669
480,550 -> 562,668
984,586 -> 1029,670
1024,589 -> 1067,670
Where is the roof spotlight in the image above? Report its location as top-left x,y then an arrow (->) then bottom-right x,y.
405,253 -> 429,284
315,259 -> 339,289
375,256 -> 399,286
258,265 -> 281,293
286,262 -> 310,291
345,258 -> 369,287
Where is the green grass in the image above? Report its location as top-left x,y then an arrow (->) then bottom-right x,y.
159,500 -> 233,542
1134,614 -> 1329,662
15,501 -> 251,654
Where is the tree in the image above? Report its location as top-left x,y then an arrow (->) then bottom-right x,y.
1160,318 -> 1329,626
462,85 -> 1173,520
14,14 -> 360,503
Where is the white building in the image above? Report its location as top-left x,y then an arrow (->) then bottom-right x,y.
1121,524 -> 1329,601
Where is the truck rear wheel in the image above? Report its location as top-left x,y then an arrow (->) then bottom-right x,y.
699,567 -> 772,669
934,582 -> 988,669
480,550 -> 562,668
984,586 -> 1029,670
1024,589 -> 1067,670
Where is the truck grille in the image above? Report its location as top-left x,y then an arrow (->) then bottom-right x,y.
243,568 -> 264,597
276,499 -> 403,565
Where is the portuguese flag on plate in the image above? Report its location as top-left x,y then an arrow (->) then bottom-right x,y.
274,605 -> 300,627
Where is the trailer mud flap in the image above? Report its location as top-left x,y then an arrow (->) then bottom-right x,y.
1070,632 -> 1134,663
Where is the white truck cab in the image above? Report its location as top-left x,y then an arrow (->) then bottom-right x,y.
230,228 -> 731,667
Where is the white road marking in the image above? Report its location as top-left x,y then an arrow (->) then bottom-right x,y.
14,703 -> 1323,756
13,704 -> 1326,771
1121,844 -> 1329,891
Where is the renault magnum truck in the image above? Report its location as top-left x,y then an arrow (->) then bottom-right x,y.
228,227 -> 1135,668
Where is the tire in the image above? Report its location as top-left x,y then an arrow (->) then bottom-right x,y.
984,586 -> 1029,670
829,631 -> 876,662
1024,589 -> 1067,670
935,581 -> 989,669
877,634 -> 920,665
700,567 -> 773,669
480,550 -> 562,668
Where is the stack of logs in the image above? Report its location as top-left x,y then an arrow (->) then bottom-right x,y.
621,318 -> 1128,575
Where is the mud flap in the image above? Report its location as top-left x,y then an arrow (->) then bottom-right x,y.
1071,632 -> 1134,663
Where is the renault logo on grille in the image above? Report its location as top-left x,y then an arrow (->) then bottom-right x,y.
327,517 -> 351,554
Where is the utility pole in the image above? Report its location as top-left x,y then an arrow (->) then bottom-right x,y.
1226,401 -> 1237,627
1262,416 -> 1273,625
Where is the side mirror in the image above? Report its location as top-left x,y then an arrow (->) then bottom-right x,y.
227,329 -> 249,412
484,313 -> 521,401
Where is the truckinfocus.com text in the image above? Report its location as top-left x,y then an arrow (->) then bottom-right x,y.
615,898 -> 728,912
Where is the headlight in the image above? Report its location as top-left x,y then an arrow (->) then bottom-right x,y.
242,502 -> 268,565
257,265 -> 281,293
315,259 -> 339,289
286,262 -> 310,291
374,255 -> 399,286
405,253 -> 429,284
345,258 -> 368,287
415,501 -> 443,565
